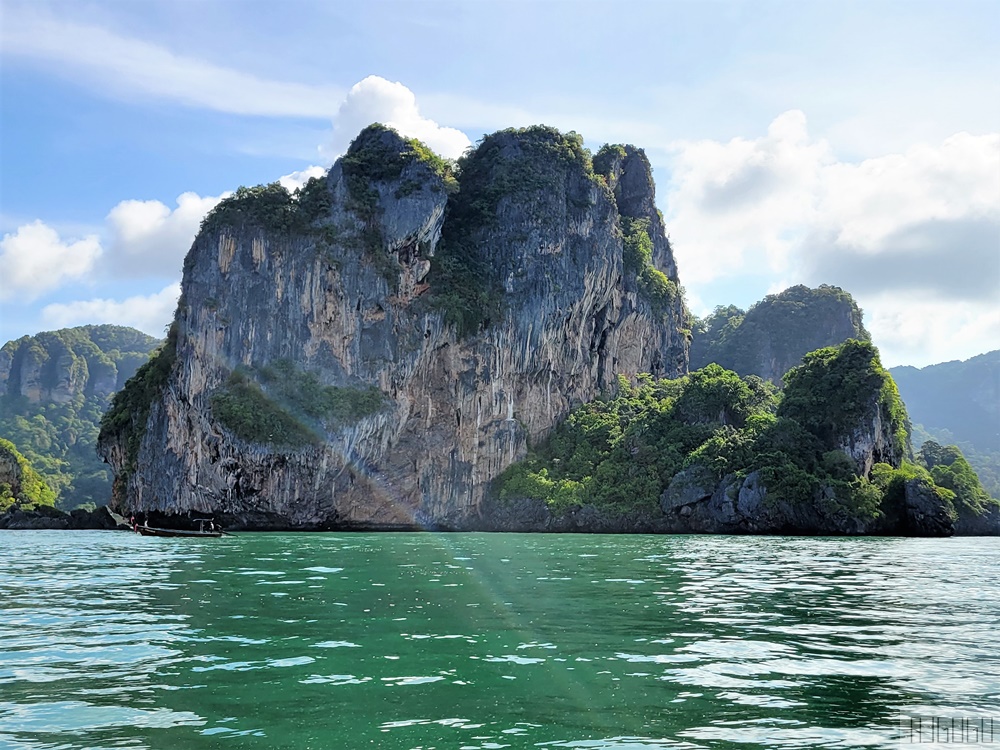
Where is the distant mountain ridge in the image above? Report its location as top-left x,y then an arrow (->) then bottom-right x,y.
890,351 -> 999,452
890,351 -> 1000,499
0,325 -> 161,508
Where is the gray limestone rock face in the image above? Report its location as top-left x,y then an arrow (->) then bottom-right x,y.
100,126 -> 690,529
661,465 -> 716,512
598,146 -> 678,280
903,477 -> 957,536
954,502 -> 1000,535
837,393 -> 905,477
736,471 -> 767,517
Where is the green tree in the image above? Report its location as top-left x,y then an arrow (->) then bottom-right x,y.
0,437 -> 57,511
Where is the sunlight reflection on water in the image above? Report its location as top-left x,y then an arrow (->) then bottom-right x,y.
1,531 -> 998,749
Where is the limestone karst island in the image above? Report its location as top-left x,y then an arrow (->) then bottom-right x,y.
3,125 -> 998,535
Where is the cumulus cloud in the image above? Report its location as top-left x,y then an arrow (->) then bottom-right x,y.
41,283 -> 181,338
664,113 -> 1000,366
0,221 -> 102,301
105,191 -> 224,277
278,165 -> 327,192
326,76 -> 472,161
865,294 -> 1000,368
665,111 -> 832,283
803,218 -> 1000,302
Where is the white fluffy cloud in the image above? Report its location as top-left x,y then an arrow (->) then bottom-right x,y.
278,165 -> 327,192
40,283 -> 181,337
864,294 -> 1000,368
326,76 -> 472,160
664,112 -> 1000,366
0,221 -> 102,301
106,191 -> 225,277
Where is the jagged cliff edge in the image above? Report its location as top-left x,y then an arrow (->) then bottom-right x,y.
98,125 -> 689,528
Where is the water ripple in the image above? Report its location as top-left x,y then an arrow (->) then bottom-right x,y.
1,531 -> 998,749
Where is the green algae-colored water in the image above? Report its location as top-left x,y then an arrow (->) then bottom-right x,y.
1,531 -> 998,749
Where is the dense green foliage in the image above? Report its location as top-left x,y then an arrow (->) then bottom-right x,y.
499,365 -> 788,513
918,440 -> 996,513
430,126 -> 594,335
622,218 -> 678,314
912,423 -> 1000,501
779,339 -> 909,455
690,285 -> 869,380
591,144 -> 627,181
99,324 -> 178,485
1,326 -> 160,508
0,437 -> 57,512
496,340 -> 944,522
211,360 -> 385,448
199,178 -> 333,236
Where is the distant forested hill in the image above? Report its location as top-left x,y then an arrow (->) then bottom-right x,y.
690,285 -> 869,383
891,351 -> 1000,498
0,325 -> 161,508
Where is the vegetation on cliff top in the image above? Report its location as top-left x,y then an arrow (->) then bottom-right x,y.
198,163 -> 336,239
497,340 -> 982,522
1,325 -> 160,508
211,360 -> 386,448
341,123 -> 458,201
591,143 -> 628,181
193,123 -> 681,339
0,437 -> 57,512
690,285 -> 869,380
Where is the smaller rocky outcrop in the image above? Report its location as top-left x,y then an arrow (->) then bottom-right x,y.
0,504 -> 124,530
492,339 -> 998,536
954,503 -> 1000,535
690,285 -> 869,384
902,477 -> 957,536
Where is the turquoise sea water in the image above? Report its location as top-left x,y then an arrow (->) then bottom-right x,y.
1,531 -> 998,749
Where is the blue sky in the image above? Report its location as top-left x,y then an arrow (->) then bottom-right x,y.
1,0 -> 998,367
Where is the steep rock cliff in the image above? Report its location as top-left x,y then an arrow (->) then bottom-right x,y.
99,125 -> 689,528
1,326 -> 157,404
0,326 -> 160,507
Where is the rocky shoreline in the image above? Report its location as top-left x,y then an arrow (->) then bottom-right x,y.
0,505 -> 126,531
7,493 -> 993,536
